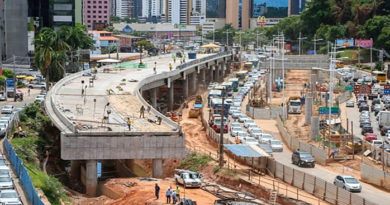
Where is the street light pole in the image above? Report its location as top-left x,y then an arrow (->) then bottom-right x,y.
237,31 -> 244,49
223,30 -> 231,49
255,31 -> 262,48
312,34 -> 323,55
298,32 -> 307,56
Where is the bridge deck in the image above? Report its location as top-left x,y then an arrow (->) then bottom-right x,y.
52,54 -> 211,133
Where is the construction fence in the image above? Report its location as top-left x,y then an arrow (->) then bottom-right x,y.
2,112 -> 46,205
360,163 -> 390,191
275,117 -> 328,165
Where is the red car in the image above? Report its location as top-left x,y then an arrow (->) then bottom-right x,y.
365,133 -> 378,141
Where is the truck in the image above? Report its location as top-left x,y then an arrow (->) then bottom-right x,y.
174,169 -> 202,188
287,96 -> 302,114
189,96 -> 203,118
378,111 -> 390,129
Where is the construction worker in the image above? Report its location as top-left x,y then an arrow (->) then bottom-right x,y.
169,63 -> 173,71
173,57 -> 176,63
176,186 -> 180,201
94,66 -> 98,74
140,105 -> 145,118
157,115 -> 162,125
127,118 -> 132,131
180,58 -> 183,64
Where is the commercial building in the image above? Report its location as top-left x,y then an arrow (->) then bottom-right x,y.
201,19 -> 225,37
114,34 -> 145,52
88,30 -> 119,54
225,0 -> 249,29
114,23 -> 196,41
50,0 -> 75,29
83,0 -> 111,30
249,0 -> 288,28
142,0 -> 165,18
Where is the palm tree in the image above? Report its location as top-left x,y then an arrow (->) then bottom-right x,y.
34,28 -> 70,91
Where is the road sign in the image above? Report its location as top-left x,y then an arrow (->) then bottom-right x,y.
385,90 -> 390,95
345,86 -> 353,91
319,107 -> 340,115
354,84 -> 371,94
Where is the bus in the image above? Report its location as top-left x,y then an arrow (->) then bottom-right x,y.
221,81 -> 233,92
372,71 -> 387,85
243,62 -> 253,72
228,78 -> 239,92
208,89 -> 222,106
211,98 -> 230,117
236,70 -> 248,82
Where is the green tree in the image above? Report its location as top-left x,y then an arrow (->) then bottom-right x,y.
2,68 -> 14,78
103,46 -> 117,59
110,16 -> 121,23
205,24 -> 237,46
300,0 -> 335,36
233,30 -> 255,50
377,26 -> 390,51
58,24 -> 94,50
363,15 -> 390,42
135,40 -> 156,53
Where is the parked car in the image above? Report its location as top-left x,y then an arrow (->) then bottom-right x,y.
269,139 -> 283,152
361,125 -> 373,135
346,101 -> 354,107
364,133 -> 378,141
27,82 -> 46,89
333,175 -> 362,192
1,106 -> 14,114
292,150 -> 315,168
0,189 -> 22,205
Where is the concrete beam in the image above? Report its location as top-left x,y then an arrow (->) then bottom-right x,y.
152,159 -> 163,178
86,160 -> 97,196
143,80 -> 165,91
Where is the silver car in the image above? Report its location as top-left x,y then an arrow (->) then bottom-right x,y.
333,175 -> 362,192
260,133 -> 274,144
243,137 -> 259,145
0,124 -> 7,137
1,106 -> 14,114
346,101 -> 354,107
0,176 -> 13,190
269,139 -> 283,152
236,131 -> 249,141
243,119 -> 255,128
249,128 -> 263,139
232,111 -> 242,119
238,114 -> 248,123
231,127 -> 244,137
0,189 -> 22,205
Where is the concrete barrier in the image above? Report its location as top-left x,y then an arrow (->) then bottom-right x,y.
361,163 -> 390,190
246,106 -> 282,119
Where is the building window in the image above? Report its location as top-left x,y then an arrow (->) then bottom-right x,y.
87,6 -> 91,8
93,6 -> 96,8
104,6 -> 107,8
87,20 -> 91,23
87,11 -> 90,13
98,6 -> 102,8
87,1 -> 90,3
98,11 -> 101,13
93,11 -> 96,13
104,1 -> 108,3
104,11 -> 107,13
87,15 -> 91,18
93,15 -> 96,18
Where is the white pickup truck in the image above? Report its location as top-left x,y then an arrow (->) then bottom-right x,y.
174,169 -> 203,188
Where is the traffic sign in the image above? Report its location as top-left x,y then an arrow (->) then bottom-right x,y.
385,90 -> 390,95
344,86 -> 353,91
319,107 -> 340,115
353,84 -> 371,94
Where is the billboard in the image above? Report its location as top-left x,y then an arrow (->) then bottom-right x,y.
355,39 -> 373,48
256,16 -> 266,26
336,39 -> 354,47
5,79 -> 14,92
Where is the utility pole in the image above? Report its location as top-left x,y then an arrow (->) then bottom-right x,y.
13,55 -> 16,102
297,32 -> 307,56
255,31 -> 262,48
237,31 -> 244,49
312,34 -> 323,55
213,28 -> 215,43
219,89 -> 226,167
370,42 -> 373,71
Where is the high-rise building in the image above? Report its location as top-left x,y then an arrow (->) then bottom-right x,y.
206,0 -> 225,18
82,0 -> 110,30
289,0 -> 306,16
133,0 -> 143,18
113,0 -> 134,18
50,0 -> 75,29
226,0 -> 249,29
0,0 -> 28,59
142,0 -> 165,18
192,0 -> 206,15
167,0 -> 189,24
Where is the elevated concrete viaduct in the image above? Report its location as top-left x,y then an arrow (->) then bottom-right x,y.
45,52 -> 237,196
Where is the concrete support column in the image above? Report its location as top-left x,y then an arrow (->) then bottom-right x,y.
86,160 -> 97,196
191,73 -> 197,95
226,62 -> 231,74
215,65 -> 219,81
311,116 -> 320,140
201,69 -> 206,83
209,67 -> 214,82
183,77 -> 189,98
70,160 -> 81,180
151,88 -> 157,108
221,63 -> 225,78
305,93 -> 313,125
152,159 -> 163,178
168,83 -> 174,111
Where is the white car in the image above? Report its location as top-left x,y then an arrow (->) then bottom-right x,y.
243,137 -> 259,145
260,133 -> 274,144
1,106 -> 14,114
0,176 -> 13,190
236,131 -> 249,141
243,119 -> 255,128
0,189 -> 22,205
371,140 -> 383,148
269,139 -> 283,152
238,114 -> 248,123
247,123 -> 259,130
232,111 -> 242,119
0,124 -> 6,137
229,107 -> 239,115
34,95 -> 45,103
230,122 -> 241,130
249,128 -> 263,139
231,127 -> 244,137
0,166 -> 10,177
28,82 -> 46,89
